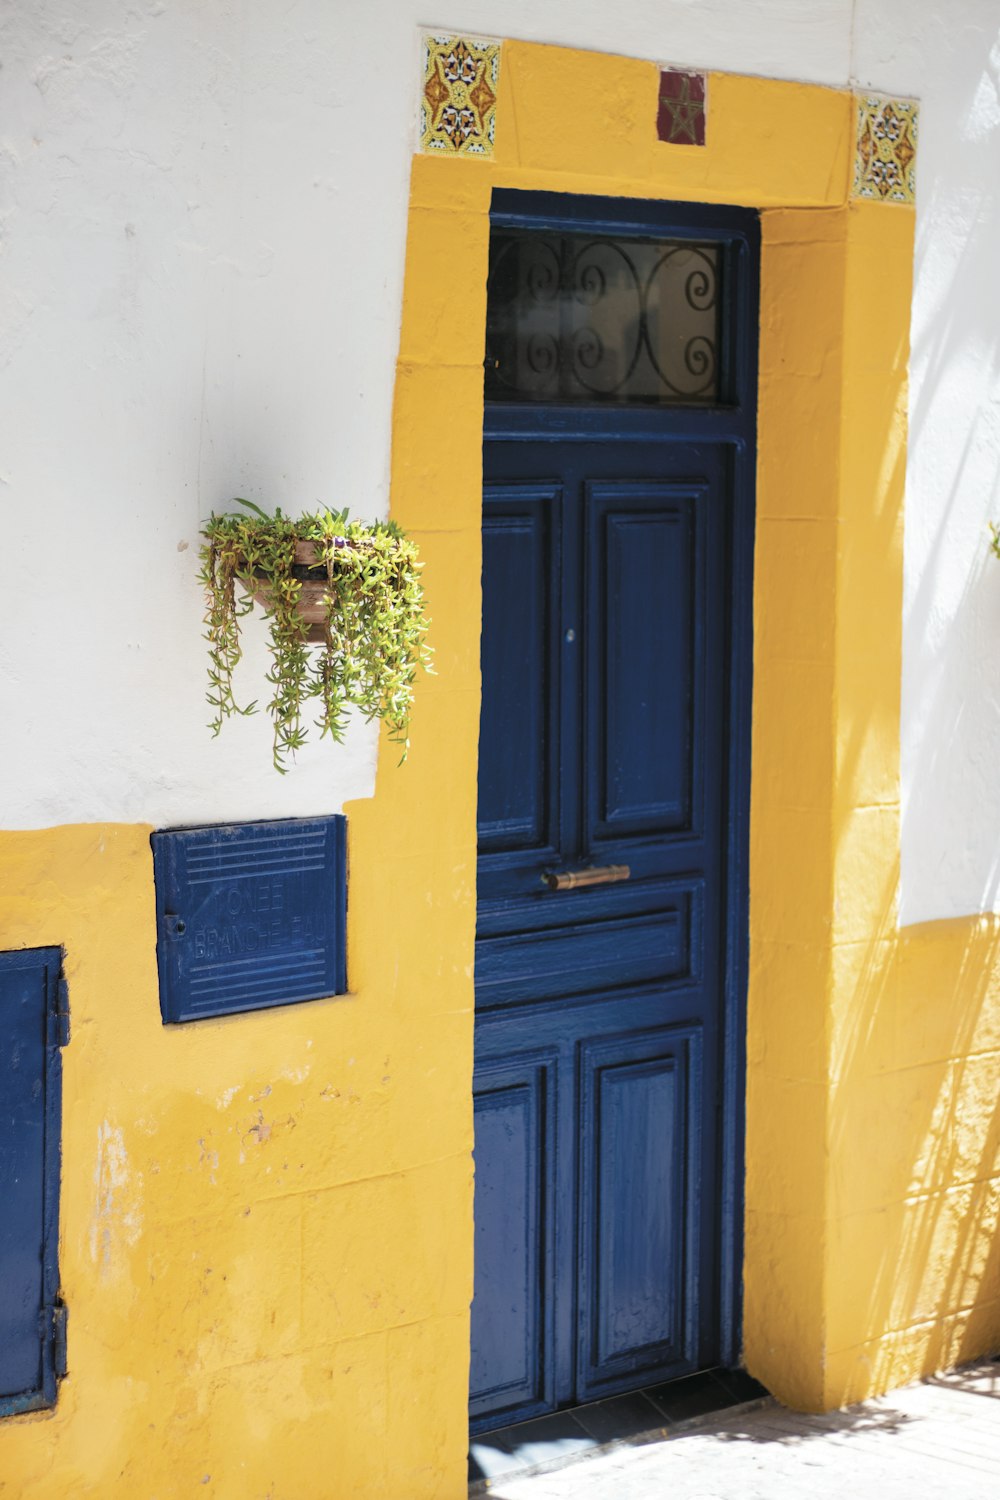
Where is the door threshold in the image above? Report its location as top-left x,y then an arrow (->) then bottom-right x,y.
468,1368 -> 770,1493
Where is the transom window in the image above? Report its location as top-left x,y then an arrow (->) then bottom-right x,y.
484,228 -> 721,406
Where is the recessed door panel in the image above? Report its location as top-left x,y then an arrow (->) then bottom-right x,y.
577,1026 -> 702,1401
474,878 -> 701,1007
469,1053 -> 556,1424
587,484 -> 701,845
478,487 -> 560,857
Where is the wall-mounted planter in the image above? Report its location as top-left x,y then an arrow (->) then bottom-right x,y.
251,539 -> 347,644
200,501 -> 432,770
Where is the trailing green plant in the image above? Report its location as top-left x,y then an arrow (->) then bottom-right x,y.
200,499 -> 432,771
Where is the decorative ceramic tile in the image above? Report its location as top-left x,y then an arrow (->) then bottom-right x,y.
420,33 -> 500,157
657,69 -> 707,147
853,94 -> 918,204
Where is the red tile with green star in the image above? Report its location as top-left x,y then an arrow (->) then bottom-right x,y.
657,70 -> 706,146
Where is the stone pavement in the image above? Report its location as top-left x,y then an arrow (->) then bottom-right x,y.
482,1359 -> 1000,1499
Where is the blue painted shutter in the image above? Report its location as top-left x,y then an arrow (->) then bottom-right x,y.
0,947 -> 66,1414
152,817 -> 347,1023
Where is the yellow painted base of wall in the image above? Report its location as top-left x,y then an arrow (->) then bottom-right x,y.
748,909 -> 1000,1410
3,35 -> 1000,1500
0,761 -> 475,1497
822,917 -> 1000,1405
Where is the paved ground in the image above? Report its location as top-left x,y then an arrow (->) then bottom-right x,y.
482,1360 -> 1000,1499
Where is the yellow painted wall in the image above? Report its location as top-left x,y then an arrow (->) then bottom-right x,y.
3,36 -> 1000,1499
0,792 -> 475,1494
821,198 -> 1000,1403
745,175 -> 1000,1406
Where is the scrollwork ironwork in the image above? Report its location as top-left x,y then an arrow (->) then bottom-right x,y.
525,332 -> 560,379
484,229 -> 720,405
567,239 -> 643,395
642,245 -> 718,398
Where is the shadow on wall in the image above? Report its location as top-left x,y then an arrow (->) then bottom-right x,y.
900,33 -> 1000,921
823,45 -> 1000,1390
827,900 -> 1000,1401
828,389 -> 1000,1397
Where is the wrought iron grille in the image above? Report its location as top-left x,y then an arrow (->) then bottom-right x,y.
484,229 -> 721,406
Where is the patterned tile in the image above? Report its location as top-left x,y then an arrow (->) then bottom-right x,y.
419,33 -> 500,158
657,69 -> 707,147
853,94 -> 919,204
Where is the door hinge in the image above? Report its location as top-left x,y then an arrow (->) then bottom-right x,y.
39,1300 -> 68,1379
50,975 -> 70,1048
52,1300 -> 68,1378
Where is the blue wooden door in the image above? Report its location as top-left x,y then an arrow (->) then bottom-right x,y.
0,948 -> 67,1415
471,195 -> 757,1432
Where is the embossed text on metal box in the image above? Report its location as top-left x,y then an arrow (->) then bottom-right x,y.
152,817 -> 347,1023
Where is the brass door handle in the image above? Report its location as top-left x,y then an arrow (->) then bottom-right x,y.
541,864 -> 631,891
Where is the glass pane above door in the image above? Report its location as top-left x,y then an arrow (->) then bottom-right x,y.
485,229 -> 721,406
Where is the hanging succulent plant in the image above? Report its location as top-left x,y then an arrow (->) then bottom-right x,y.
199,499 -> 432,772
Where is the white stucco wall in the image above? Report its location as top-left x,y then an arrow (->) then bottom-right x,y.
2,3 -> 998,923
854,2 -> 1000,924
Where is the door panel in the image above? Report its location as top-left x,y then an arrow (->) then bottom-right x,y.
478,486 -> 561,858
469,1050 -> 558,1425
576,1025 -> 702,1401
586,483 -> 700,842
473,890 -> 695,1008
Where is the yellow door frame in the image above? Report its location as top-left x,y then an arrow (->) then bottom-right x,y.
387,39 -> 932,1413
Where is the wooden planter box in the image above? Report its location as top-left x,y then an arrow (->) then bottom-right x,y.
251,539 -> 351,643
